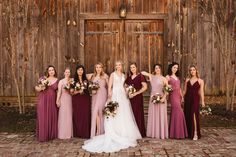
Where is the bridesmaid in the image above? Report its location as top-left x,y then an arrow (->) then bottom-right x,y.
72,65 -> 91,138
56,67 -> 73,139
183,65 -> 205,140
166,62 -> 188,139
125,62 -> 147,137
142,64 -> 168,139
35,65 -> 58,142
88,63 -> 109,138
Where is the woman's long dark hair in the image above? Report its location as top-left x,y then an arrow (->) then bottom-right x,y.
152,63 -> 162,75
128,62 -> 140,76
74,65 -> 88,83
167,62 -> 179,77
45,65 -> 57,77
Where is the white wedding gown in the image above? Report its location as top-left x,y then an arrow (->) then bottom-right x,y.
82,72 -> 142,153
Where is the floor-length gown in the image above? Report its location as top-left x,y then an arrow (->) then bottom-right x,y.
146,75 -> 168,139
58,79 -> 73,139
184,80 -> 201,139
125,73 -> 146,137
169,76 -> 188,139
36,80 -> 58,142
82,72 -> 141,153
90,76 -> 107,137
72,86 -> 91,138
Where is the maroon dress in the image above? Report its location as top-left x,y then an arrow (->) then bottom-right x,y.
36,80 -> 58,142
72,88 -> 91,138
184,80 -> 201,139
125,73 -> 146,137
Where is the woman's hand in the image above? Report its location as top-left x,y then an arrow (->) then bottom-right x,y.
56,100 -> 60,108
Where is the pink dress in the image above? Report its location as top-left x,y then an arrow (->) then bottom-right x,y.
169,77 -> 188,139
90,76 -> 108,137
57,79 -> 73,139
146,75 -> 168,139
36,80 -> 58,142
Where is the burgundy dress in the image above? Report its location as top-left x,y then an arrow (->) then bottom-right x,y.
169,77 -> 188,139
72,88 -> 91,138
125,73 -> 146,137
184,80 -> 201,139
36,80 -> 58,142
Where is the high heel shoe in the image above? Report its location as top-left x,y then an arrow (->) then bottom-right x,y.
193,132 -> 198,140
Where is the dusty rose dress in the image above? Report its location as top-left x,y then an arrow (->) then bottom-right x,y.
125,73 -> 146,137
57,79 -> 73,139
36,80 -> 58,142
168,76 -> 188,139
90,76 -> 108,138
146,75 -> 168,139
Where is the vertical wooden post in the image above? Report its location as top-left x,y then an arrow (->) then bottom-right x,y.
80,19 -> 85,64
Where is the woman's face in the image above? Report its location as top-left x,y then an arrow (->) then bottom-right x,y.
130,64 -> 137,74
189,67 -> 197,77
115,62 -> 122,71
48,67 -> 55,77
95,64 -> 102,74
171,64 -> 178,74
155,65 -> 161,74
64,69 -> 70,78
77,68 -> 84,76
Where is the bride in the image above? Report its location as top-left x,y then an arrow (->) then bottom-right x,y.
82,61 -> 142,153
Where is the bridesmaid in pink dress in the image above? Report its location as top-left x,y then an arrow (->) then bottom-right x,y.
125,62 -> 147,137
142,64 -> 168,139
183,65 -> 205,140
56,68 -> 73,139
87,63 -> 109,138
72,65 -> 91,138
166,62 -> 188,139
35,65 -> 58,142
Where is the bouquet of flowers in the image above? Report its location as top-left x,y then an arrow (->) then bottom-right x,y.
64,79 -> 75,91
163,84 -> 173,93
103,101 -> 119,119
127,84 -> 136,95
37,76 -> 50,90
74,80 -> 87,91
88,81 -> 100,94
200,106 -> 212,116
151,93 -> 163,104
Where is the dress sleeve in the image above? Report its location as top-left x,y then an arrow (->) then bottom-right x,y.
140,74 -> 147,83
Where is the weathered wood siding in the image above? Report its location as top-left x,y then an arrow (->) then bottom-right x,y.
0,0 -> 235,99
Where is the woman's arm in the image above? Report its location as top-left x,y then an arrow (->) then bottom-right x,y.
182,78 -> 189,99
56,81 -> 62,107
107,73 -> 114,101
141,71 -> 152,80
161,77 -> 168,102
199,79 -> 205,107
86,73 -> 93,81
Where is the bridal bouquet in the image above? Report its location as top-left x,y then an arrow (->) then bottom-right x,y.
64,79 -> 75,91
151,93 -> 163,104
127,84 -> 136,95
103,101 -> 119,118
200,106 -> 212,116
163,84 -> 173,93
37,76 -> 50,90
88,81 -> 100,94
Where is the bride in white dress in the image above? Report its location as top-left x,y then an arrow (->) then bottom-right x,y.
82,61 -> 142,153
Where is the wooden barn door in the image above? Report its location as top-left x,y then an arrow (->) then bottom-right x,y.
84,20 -> 164,74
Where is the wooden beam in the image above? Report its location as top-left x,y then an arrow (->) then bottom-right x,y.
79,13 -> 168,20
79,19 -> 85,64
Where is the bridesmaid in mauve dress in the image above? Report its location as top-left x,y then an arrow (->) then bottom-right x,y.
56,68 -> 73,139
166,62 -> 188,139
142,64 -> 168,139
125,62 -> 147,137
183,65 -> 205,140
88,63 -> 108,138
35,65 -> 58,142
72,65 -> 91,138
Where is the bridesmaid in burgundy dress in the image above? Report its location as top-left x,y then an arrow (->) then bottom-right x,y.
166,62 -> 188,139
125,62 -> 147,137
183,65 -> 205,140
35,65 -> 58,142
72,65 -> 91,138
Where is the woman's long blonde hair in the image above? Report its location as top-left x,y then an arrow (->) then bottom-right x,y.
91,62 -> 105,80
115,60 -> 123,72
188,65 -> 200,78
